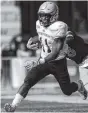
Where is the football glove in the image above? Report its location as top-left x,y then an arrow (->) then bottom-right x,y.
24,60 -> 38,71
39,58 -> 45,64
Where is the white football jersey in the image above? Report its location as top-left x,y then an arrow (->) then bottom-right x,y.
36,20 -> 68,60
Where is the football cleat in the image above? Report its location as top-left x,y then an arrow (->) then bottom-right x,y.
78,80 -> 88,100
4,103 -> 16,112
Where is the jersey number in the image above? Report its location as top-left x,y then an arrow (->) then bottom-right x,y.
40,37 -> 51,53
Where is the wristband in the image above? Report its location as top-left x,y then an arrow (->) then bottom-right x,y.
39,58 -> 45,64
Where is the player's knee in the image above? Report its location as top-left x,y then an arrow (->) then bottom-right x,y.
63,90 -> 72,96
61,86 -> 72,96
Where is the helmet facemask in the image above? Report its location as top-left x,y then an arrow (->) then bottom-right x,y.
38,13 -> 51,27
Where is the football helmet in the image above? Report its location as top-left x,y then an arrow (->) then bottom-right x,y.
38,2 -> 59,27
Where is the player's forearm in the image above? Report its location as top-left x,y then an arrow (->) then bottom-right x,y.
45,50 -> 59,62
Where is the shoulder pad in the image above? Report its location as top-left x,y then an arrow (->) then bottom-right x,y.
49,21 -> 68,32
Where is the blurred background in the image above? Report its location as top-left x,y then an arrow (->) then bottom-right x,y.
1,1 -> 88,112
1,0 -> 88,95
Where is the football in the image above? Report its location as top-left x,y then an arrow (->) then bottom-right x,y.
31,36 -> 39,44
27,36 -> 41,50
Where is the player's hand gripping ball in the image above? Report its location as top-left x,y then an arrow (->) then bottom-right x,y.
27,37 -> 39,50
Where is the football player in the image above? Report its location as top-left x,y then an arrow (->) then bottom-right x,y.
4,2 -> 87,112
66,30 -> 88,90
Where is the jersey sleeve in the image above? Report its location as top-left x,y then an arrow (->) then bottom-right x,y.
54,22 -> 68,39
